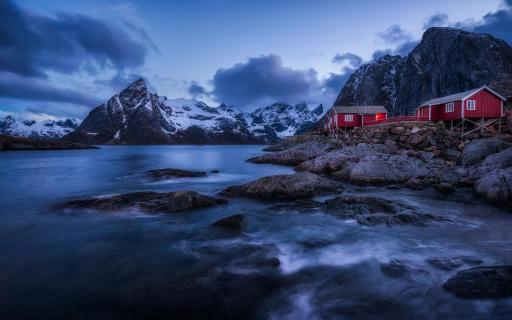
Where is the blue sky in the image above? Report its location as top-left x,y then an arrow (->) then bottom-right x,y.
1,0 -> 510,120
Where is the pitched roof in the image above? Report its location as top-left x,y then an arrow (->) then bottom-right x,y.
419,86 -> 506,107
333,105 -> 388,114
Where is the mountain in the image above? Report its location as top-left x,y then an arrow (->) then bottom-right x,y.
64,79 -> 323,144
0,116 -> 79,140
336,27 -> 512,115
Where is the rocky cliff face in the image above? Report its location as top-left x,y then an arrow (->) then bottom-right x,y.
336,27 -> 512,115
64,79 -> 324,144
0,116 -> 78,140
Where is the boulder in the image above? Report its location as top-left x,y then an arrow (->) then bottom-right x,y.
436,182 -> 455,193
145,168 -> 207,180
462,138 -> 512,165
348,154 -> 427,185
219,172 -> 340,200
474,168 -> 512,204
211,214 -> 247,230
443,266 -> 512,299
479,147 -> 512,172
62,190 -> 227,213
389,126 -> 405,135
247,141 -> 331,166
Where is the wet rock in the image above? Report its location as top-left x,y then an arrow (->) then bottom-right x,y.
210,169 -> 220,174
62,190 -> 227,213
443,148 -> 461,159
474,168 -> 512,204
426,256 -> 483,271
220,172 -> 340,200
405,178 -> 426,190
348,154 -> 427,185
380,260 -> 409,278
436,182 -> 455,193
247,141 -> 331,166
443,266 -> 512,299
462,138 -> 512,165
406,134 -> 424,147
389,126 -> 405,135
211,214 -> 247,230
145,168 -> 207,180
322,196 -> 447,226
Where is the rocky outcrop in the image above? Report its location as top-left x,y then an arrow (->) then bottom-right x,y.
336,27 -> 512,116
62,190 -> 227,213
443,266 -> 512,299
0,135 -> 97,151
247,141 -> 332,166
211,214 -> 248,231
220,172 -> 340,200
145,168 -> 207,180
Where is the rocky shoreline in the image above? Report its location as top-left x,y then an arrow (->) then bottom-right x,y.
0,135 -> 97,151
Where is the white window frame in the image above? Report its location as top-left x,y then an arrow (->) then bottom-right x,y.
445,102 -> 454,113
344,114 -> 353,122
466,100 -> 476,110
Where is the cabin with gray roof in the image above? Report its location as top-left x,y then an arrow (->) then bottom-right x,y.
322,105 -> 388,130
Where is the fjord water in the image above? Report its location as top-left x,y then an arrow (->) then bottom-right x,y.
1,145 -> 511,319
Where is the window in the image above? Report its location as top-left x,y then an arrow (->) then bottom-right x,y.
344,114 -> 353,122
445,102 -> 454,113
466,100 -> 476,110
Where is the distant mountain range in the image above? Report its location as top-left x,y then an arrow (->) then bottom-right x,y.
335,27 -> 512,115
0,116 -> 78,140
63,79 -> 323,144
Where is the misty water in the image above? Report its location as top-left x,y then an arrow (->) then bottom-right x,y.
1,145 -> 512,319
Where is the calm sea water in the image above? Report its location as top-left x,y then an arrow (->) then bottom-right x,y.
0,145 -> 511,319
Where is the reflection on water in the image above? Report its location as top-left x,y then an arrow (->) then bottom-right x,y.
0,145 -> 511,319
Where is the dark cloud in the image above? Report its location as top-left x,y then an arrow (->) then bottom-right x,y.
0,73 -> 101,107
424,13 -> 449,29
188,82 -> 209,98
0,0 -> 150,79
211,54 -> 321,107
323,67 -> 353,94
472,0 -> 512,44
331,53 -> 363,68
95,72 -> 143,92
378,25 -> 412,44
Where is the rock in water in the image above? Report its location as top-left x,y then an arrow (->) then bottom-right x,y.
62,191 -> 227,213
443,266 -> 512,299
426,256 -> 483,271
462,138 -> 511,165
211,214 -> 247,230
145,168 -> 207,180
220,172 -> 340,200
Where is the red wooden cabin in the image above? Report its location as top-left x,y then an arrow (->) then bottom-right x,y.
416,86 -> 506,122
322,106 -> 388,131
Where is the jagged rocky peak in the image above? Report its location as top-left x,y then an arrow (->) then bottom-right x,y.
336,27 -> 512,116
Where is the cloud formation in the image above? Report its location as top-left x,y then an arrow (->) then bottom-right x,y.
472,0 -> 512,44
0,0 -> 148,79
331,53 -> 363,68
210,55 -> 322,108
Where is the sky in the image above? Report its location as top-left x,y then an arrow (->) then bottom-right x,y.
0,0 -> 511,120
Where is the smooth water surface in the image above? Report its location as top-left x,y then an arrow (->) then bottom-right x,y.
0,145 -> 511,319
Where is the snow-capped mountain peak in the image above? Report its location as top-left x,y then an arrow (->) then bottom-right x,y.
0,116 -> 79,140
